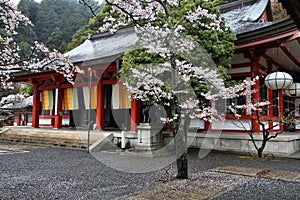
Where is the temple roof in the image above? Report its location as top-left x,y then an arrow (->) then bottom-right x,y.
1,96 -> 33,110
220,0 -> 271,34
66,0 -> 298,64
65,27 -> 138,65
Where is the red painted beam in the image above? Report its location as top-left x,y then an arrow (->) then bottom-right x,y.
236,29 -> 299,50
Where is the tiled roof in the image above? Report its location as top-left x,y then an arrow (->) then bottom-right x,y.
220,0 -> 271,34
66,0 -> 287,63
65,27 -> 138,64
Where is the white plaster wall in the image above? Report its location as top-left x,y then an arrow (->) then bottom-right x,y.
39,118 -> 51,125
189,119 -> 205,129
296,119 -> 300,130
212,120 -> 251,130
273,121 -> 280,130
62,118 -> 70,126
260,121 -> 269,131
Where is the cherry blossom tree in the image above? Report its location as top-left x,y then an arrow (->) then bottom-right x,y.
0,93 -> 30,105
230,98 -> 296,158
0,0 -> 82,88
94,0 -> 251,179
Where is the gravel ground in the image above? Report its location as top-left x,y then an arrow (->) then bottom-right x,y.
0,146 -> 158,200
213,178 -> 300,200
0,144 -> 299,199
187,148 -> 300,173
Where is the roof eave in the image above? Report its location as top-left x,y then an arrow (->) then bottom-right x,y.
235,19 -> 298,48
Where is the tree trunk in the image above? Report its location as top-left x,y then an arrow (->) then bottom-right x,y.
176,115 -> 190,179
176,151 -> 188,179
257,137 -> 267,158
257,148 -> 263,158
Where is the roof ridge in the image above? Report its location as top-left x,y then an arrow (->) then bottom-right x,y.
88,26 -> 135,40
219,0 -> 258,11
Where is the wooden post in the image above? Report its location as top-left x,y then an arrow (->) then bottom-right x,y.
17,112 -> 21,126
53,88 -> 63,129
130,99 -> 140,131
96,81 -> 104,130
50,110 -> 55,127
32,85 -> 40,128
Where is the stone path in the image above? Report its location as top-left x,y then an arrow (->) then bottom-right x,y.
119,166 -> 300,200
117,171 -> 253,200
215,166 -> 300,182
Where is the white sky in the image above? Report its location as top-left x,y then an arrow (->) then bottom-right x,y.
11,0 -> 104,5
11,0 -> 44,5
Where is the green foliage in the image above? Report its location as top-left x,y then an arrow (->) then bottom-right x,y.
120,0 -> 236,97
16,0 -> 95,53
19,84 -> 33,95
179,0 -> 236,68
46,27 -> 63,50
66,3 -> 117,51
271,2 -> 289,20
121,48 -> 167,74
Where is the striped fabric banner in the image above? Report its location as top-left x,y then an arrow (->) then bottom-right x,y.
63,88 -> 79,110
41,90 -> 54,110
83,86 -> 97,109
112,84 -> 119,109
112,83 -> 131,109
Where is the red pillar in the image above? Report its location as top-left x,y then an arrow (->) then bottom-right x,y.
50,110 -> 55,127
96,81 -> 104,130
32,85 -> 40,128
130,99 -> 140,131
54,88 -> 63,129
17,113 -> 21,126
251,50 -> 261,133
204,120 -> 210,131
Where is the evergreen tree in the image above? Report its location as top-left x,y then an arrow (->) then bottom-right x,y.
66,3 -> 114,51
47,26 -> 63,50
16,0 -> 95,53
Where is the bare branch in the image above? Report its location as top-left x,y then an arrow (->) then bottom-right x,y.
78,0 -> 99,17
267,131 -> 283,140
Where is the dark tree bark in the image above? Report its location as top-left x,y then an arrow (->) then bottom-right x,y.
176,151 -> 188,179
175,115 -> 190,179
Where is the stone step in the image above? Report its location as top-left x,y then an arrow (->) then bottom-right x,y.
0,127 -> 112,150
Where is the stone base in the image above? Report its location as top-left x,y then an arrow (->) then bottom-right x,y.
134,143 -> 164,151
163,131 -> 300,155
135,123 -> 164,150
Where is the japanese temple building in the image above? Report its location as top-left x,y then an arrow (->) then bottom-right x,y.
11,0 -> 300,134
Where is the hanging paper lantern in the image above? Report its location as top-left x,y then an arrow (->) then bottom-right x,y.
284,83 -> 300,97
264,72 -> 293,90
